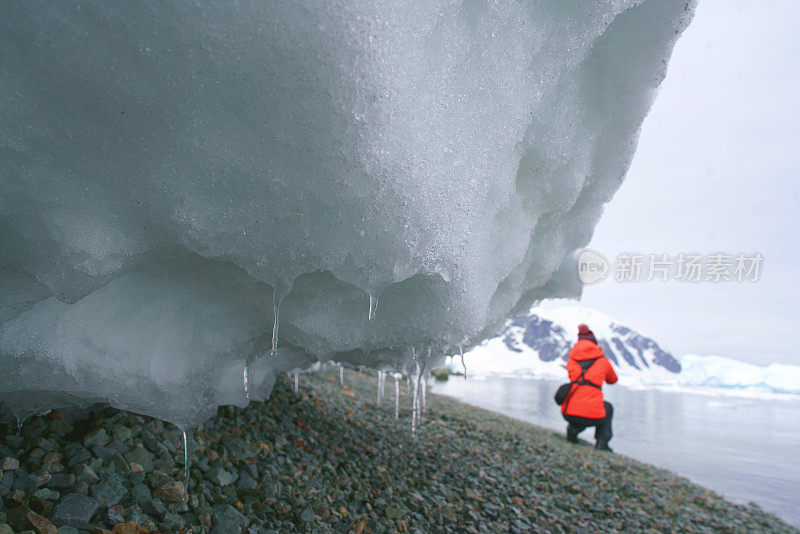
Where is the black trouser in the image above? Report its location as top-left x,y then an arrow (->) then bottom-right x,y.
563,401 -> 613,442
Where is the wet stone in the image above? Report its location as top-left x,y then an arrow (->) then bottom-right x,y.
153,481 -> 185,503
103,507 -> 125,527
110,425 -> 131,443
5,436 -> 24,449
49,493 -> 99,530
72,464 -> 99,485
130,484 -> 151,505
205,467 -> 235,487
92,446 -> 117,460
236,470 -> 257,490
82,428 -> 108,448
1,458 -> 19,471
46,474 -> 74,490
123,448 -> 152,473
90,474 -> 126,507
33,488 -> 59,501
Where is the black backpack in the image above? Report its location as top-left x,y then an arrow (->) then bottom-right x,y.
554,358 -> 601,408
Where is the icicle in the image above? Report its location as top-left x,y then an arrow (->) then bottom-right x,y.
376,370 -> 385,406
293,371 -> 299,393
180,427 -> 191,502
459,345 -> 467,380
411,361 -> 420,437
270,280 -> 293,357
339,365 -> 344,386
368,292 -> 378,321
421,374 -> 427,414
14,413 -> 22,437
243,364 -> 250,400
271,297 -> 281,357
394,375 -> 400,420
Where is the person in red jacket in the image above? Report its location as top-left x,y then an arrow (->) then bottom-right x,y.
561,324 -> 618,451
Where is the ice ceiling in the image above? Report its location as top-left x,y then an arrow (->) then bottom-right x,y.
0,0 -> 694,428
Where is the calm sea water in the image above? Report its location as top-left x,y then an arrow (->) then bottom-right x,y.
430,375 -> 800,528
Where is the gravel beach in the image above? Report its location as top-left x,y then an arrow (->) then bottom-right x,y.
0,367 -> 795,533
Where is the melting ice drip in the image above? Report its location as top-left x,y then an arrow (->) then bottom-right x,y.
410,347 -> 431,437
394,375 -> 400,420
376,370 -> 386,406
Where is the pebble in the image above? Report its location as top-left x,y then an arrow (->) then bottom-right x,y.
49,493 -> 99,530
153,481 -> 185,503
72,464 -> 99,485
89,474 -> 126,507
205,466 -> 235,487
103,507 -> 125,527
0,458 -> 19,471
82,428 -> 108,448
122,448 -> 152,473
25,510 -> 57,534
33,488 -> 59,501
46,474 -> 74,490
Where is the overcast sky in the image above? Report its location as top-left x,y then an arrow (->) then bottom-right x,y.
544,0 -> 800,366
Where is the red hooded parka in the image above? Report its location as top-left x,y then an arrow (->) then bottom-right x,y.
561,339 -> 618,419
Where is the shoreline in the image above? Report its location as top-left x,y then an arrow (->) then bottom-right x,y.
1,367 -> 796,533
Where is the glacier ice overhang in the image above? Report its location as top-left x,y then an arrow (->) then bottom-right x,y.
0,0 -> 695,428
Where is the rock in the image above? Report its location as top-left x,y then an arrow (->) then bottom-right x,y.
33,488 -> 60,501
111,522 -> 150,534
298,506 -> 315,522
0,523 -> 12,534
123,449 -> 152,473
103,507 -> 125,527
29,496 -> 54,516
37,439 -> 56,453
111,455 -> 130,477
56,527 -> 79,534
153,481 -> 185,503
110,426 -> 132,443
66,449 -> 91,467
5,436 -> 24,449
50,493 -> 99,529
129,471 -> 145,485
128,462 -> 143,473
211,504 -> 249,528
205,467 -> 235,487
0,469 -> 14,495
210,519 -> 241,534
16,473 -> 41,495
159,512 -> 185,531
46,474 -> 75,490
82,428 -> 108,448
130,484 -> 151,506
25,511 -> 57,534
73,465 -> 99,485
236,470 -> 257,490
90,474 -> 126,507
385,506 -> 405,520
1,458 -> 19,471
141,498 -> 165,517
91,446 -> 117,461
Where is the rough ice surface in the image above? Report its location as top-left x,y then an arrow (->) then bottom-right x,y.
0,1 -> 694,428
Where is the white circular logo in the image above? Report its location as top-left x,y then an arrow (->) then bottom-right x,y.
577,249 -> 609,285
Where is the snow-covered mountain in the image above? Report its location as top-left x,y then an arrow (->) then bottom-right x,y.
460,306 -> 681,384
456,306 -> 800,396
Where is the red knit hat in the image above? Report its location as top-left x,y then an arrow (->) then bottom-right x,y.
578,324 -> 597,343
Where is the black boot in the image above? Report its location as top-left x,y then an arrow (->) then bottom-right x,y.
595,439 -> 613,452
566,425 -> 579,443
